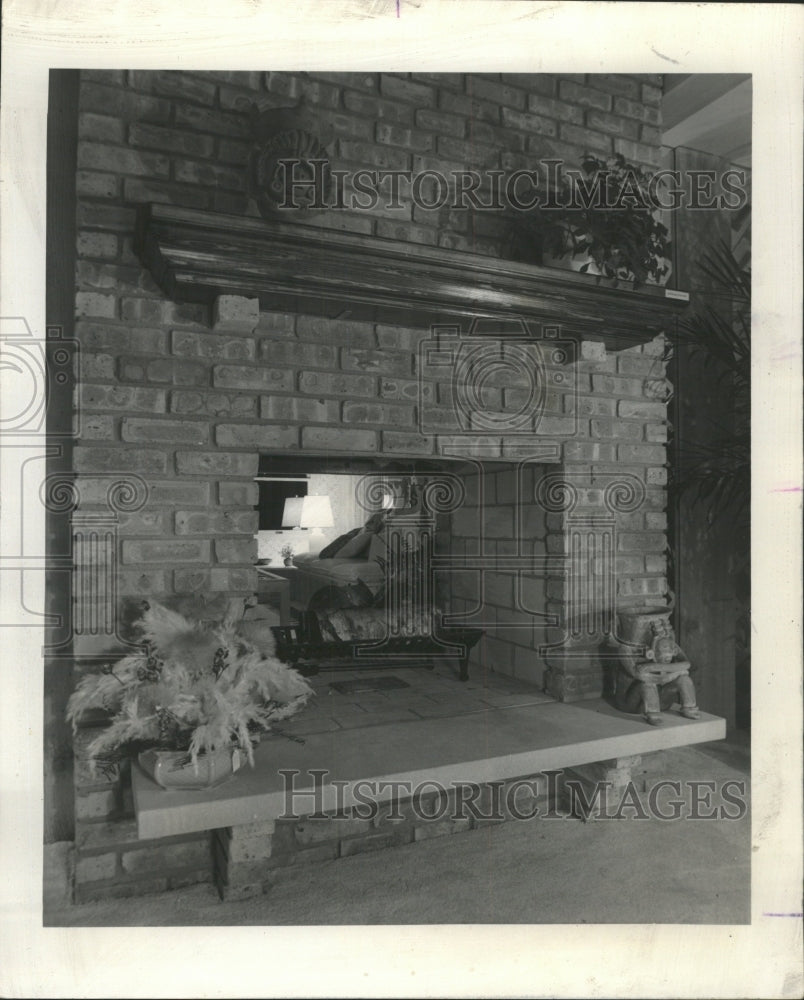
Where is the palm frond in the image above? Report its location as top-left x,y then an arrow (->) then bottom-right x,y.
695,239 -> 751,300
677,304 -> 750,381
669,240 -> 750,523
672,435 -> 750,517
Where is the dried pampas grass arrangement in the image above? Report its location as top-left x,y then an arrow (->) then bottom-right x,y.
67,600 -> 313,774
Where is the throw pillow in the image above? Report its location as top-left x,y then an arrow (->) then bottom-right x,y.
318,527 -> 361,559
334,530 -> 372,559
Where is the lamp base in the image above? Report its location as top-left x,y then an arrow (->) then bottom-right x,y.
307,528 -> 326,555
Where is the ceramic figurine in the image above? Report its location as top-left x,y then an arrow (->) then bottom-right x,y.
614,612 -> 700,726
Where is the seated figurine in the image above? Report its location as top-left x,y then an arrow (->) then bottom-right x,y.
614,619 -> 700,726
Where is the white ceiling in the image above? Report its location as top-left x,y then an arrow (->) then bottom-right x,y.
662,74 -> 752,167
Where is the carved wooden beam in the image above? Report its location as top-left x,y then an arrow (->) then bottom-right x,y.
135,203 -> 689,348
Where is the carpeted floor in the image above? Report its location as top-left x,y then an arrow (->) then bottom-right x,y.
45,738 -> 750,926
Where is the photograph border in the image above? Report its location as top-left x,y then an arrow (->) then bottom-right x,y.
1,3 -> 802,998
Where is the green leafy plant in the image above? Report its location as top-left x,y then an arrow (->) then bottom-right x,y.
67,600 -> 313,775
508,153 -> 672,288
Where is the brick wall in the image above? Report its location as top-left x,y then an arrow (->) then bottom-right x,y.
65,70 -> 669,897
72,66 -> 668,572
214,775 -> 548,901
75,69 -> 662,259
448,463 -> 549,687
72,725 -> 213,901
444,339 -> 670,696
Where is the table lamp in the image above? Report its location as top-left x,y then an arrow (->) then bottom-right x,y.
281,496 -> 304,528
299,494 -> 334,554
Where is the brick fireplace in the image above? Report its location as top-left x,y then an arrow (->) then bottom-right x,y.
55,69 -> 691,900
67,290 -> 678,899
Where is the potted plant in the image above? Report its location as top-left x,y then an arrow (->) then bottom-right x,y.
66,599 -> 313,788
507,153 -> 672,289
280,543 -> 294,566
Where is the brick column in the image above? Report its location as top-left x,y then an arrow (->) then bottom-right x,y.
72,725 -> 213,901
540,463 -> 657,701
559,755 -> 643,820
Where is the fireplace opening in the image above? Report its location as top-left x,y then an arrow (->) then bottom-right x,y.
253,452 -> 554,689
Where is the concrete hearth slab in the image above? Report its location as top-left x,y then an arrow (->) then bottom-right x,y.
133,676 -> 726,839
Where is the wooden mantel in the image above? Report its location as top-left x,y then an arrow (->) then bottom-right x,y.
135,203 -> 689,349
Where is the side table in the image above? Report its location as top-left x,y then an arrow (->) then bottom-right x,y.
255,567 -> 290,625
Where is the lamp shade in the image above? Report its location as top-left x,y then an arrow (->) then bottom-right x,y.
299,494 -> 334,529
281,496 -> 304,527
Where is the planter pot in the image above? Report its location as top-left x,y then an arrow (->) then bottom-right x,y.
543,248 -> 603,277
138,746 -> 244,790
542,247 -> 672,288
